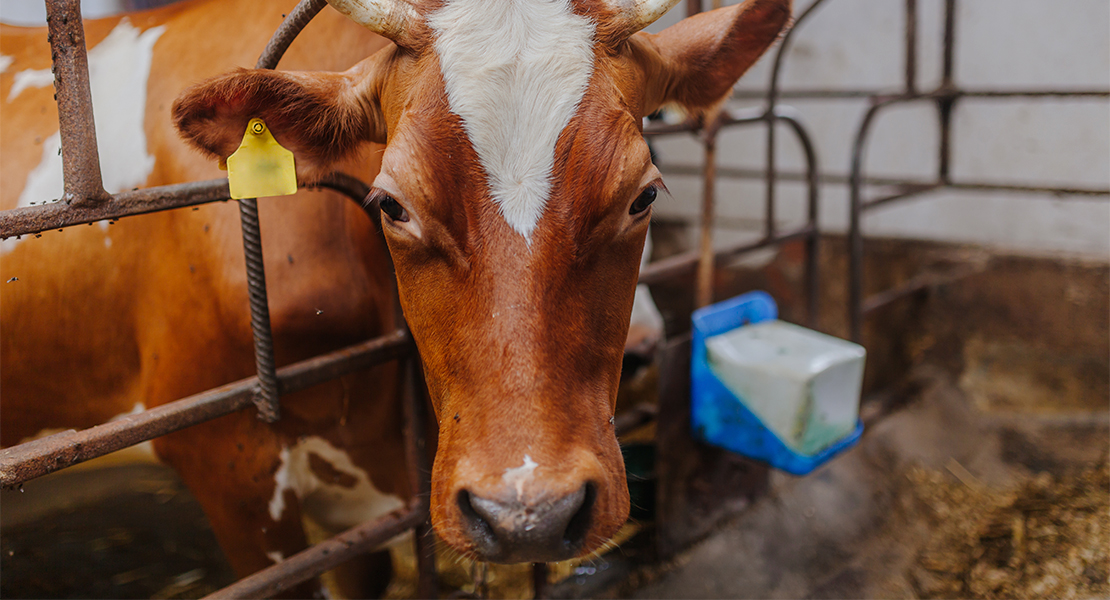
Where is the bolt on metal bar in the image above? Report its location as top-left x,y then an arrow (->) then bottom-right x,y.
0,329 -> 412,488
203,502 -> 427,599
44,0 -> 109,206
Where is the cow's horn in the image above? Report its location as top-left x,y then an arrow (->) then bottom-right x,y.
601,0 -> 683,41
326,0 -> 420,47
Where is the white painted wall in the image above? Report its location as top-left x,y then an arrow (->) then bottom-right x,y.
649,0 -> 1110,259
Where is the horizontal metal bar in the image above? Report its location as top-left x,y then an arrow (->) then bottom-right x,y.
863,184 -> 943,209
860,263 -> 984,315
638,226 -> 814,286
0,179 -> 231,239
657,163 -> 1110,198
204,502 -> 427,599
0,171 -> 378,240
0,329 -> 413,488
731,87 -> 1110,100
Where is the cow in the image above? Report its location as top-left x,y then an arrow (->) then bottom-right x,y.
2,0 -> 789,595
173,0 -> 790,565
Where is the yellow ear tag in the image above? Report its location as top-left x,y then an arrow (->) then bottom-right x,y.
226,118 -> 297,199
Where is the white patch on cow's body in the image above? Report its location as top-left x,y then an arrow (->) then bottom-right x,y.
266,551 -> 284,564
270,446 -> 293,521
267,436 -> 404,533
7,67 -> 53,101
502,454 -> 539,499
2,20 -> 163,255
429,0 -> 595,240
0,54 -> 13,74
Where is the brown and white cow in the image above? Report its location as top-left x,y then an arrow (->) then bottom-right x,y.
2,0 -> 788,593
173,0 -> 790,565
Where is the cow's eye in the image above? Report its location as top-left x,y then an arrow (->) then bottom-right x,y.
630,185 -> 657,215
378,194 -> 409,222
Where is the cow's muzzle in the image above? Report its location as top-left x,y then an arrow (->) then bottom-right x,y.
456,483 -> 595,563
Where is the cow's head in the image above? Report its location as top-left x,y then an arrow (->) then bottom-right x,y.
174,0 -> 790,563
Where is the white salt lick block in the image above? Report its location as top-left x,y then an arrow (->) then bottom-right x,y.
705,320 -> 866,456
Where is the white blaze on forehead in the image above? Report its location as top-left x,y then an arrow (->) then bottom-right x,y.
502,454 -> 539,499
2,20 -> 164,254
429,0 -> 596,240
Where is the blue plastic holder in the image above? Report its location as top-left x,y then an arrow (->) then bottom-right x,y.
691,291 -> 864,475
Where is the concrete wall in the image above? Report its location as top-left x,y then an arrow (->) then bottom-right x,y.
649,0 -> 1110,260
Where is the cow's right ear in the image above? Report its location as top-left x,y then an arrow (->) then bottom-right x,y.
172,58 -> 386,182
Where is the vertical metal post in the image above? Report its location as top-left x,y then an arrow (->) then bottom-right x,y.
44,0 -> 109,206
405,356 -> 438,600
696,126 -> 719,309
937,0 -> 957,183
848,103 -> 887,343
904,0 -> 917,94
764,116 -> 777,240
686,0 -> 702,17
532,563 -> 548,599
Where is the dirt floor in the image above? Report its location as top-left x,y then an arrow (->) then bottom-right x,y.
629,369 -> 1108,600
3,366 -> 1105,599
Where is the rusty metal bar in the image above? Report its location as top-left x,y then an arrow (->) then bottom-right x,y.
657,164 -> 1110,198
231,0 -> 336,422
238,197 -> 282,422
695,128 -> 718,308
203,502 -> 427,599
0,179 -> 230,238
862,184 -> 942,210
860,262 -> 984,315
847,99 -> 890,341
905,0 -> 917,94
0,329 -> 412,488
255,0 -> 328,70
0,172 -> 381,240
638,226 -> 814,286
403,354 -> 438,599
731,88 -> 1110,100
533,563 -> 549,599
44,0 -> 109,206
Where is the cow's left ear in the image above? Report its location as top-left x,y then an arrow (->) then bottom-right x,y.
635,0 -> 791,116
172,55 -> 387,182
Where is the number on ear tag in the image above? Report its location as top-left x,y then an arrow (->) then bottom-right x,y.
226,118 -> 297,199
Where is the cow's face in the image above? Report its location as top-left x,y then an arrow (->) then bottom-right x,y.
174,0 -> 790,563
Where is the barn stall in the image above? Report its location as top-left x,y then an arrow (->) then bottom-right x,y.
1,0 -> 1107,598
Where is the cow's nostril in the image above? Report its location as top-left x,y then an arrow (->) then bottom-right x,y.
562,482 -> 595,551
457,489 -> 497,551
